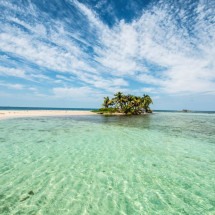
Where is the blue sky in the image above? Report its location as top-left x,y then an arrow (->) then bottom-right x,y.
0,0 -> 214,110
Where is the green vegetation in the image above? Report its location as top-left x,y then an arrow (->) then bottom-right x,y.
93,92 -> 153,115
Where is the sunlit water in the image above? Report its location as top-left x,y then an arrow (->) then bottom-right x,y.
0,113 -> 215,215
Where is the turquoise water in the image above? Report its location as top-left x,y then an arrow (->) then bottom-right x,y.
0,113 -> 215,215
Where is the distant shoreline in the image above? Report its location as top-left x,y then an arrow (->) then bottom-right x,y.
0,110 -> 97,120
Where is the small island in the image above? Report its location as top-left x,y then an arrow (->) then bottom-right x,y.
93,92 -> 153,115
181,109 -> 192,113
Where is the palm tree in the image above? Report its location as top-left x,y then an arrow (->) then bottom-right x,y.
142,94 -> 153,112
133,96 -> 142,114
99,93 -> 153,115
114,92 -> 124,110
103,96 -> 112,108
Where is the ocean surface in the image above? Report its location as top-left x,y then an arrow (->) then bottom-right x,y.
0,106 -> 215,114
0,112 -> 215,214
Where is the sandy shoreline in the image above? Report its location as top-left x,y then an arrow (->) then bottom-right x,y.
0,110 -> 97,120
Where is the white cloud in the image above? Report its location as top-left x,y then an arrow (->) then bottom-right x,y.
0,81 -> 24,90
53,86 -> 99,99
0,1 -> 94,77
53,86 -> 89,98
0,66 -> 52,83
0,66 -> 26,79
140,88 -> 156,93
76,72 -> 128,90
0,0 -> 214,97
0,31 -> 88,73
56,75 -> 72,82
28,87 -> 37,92
73,0 -> 106,31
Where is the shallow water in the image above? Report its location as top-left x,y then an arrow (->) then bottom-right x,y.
0,113 -> 215,214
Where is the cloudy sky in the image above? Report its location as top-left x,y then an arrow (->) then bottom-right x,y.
0,0 -> 214,110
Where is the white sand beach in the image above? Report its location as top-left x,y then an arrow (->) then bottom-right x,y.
0,110 -> 96,120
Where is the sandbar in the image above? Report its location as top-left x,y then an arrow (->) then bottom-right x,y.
0,110 -> 96,120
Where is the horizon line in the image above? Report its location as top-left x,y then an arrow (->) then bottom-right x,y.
0,106 -> 214,112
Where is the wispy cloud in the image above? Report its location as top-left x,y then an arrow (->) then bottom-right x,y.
72,0 -> 215,94
0,0 -> 214,108
0,66 -> 26,79
0,81 -> 24,90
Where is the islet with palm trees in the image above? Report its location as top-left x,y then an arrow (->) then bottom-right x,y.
93,92 -> 153,115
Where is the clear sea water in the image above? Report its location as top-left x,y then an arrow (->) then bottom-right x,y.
0,112 -> 215,215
